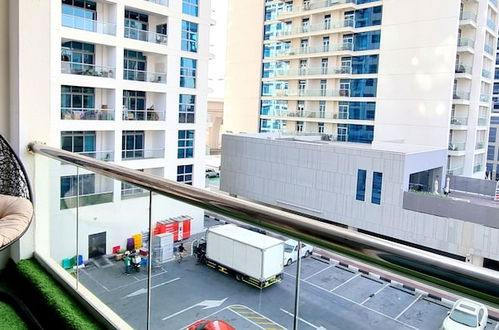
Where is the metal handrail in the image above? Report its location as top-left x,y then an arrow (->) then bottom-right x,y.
27,142 -> 499,303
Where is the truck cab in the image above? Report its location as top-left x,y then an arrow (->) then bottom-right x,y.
283,239 -> 314,266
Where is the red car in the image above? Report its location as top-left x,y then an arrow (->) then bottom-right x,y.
187,319 -> 235,330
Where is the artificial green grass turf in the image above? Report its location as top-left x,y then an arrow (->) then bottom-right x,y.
15,259 -> 102,330
0,301 -> 27,330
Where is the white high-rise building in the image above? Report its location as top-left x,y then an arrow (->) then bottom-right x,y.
224,0 -> 498,178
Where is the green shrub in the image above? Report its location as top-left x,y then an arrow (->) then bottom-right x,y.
14,259 -> 102,330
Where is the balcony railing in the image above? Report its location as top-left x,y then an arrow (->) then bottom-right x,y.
78,151 -> 115,162
278,0 -> 354,17
277,19 -> 354,37
143,0 -> 168,5
61,108 -> 114,120
478,117 -> 488,125
455,63 -> 472,74
61,62 -> 115,78
122,110 -> 165,121
121,148 -> 164,160
447,167 -> 464,176
448,142 -> 466,151
60,191 -> 114,210
453,90 -> 471,100
61,14 -> 116,35
459,11 -> 477,22
274,66 -> 352,77
473,164 -> 483,172
450,116 -> 468,125
475,142 -> 485,149
28,143 -> 499,329
484,44 -> 494,55
123,69 -> 166,83
457,37 -> 475,48
269,88 -> 353,97
124,26 -> 167,45
487,19 -> 496,30
480,94 -> 490,102
275,43 -> 353,57
482,69 -> 492,79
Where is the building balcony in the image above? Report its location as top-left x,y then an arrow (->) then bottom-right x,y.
121,148 -> 164,160
61,62 -> 115,78
459,11 -> 477,23
480,94 -> 491,103
450,116 -> 468,126
77,150 -> 115,162
447,167 -> 464,176
275,43 -> 353,59
276,20 -> 354,39
123,69 -> 166,84
457,38 -> 475,53
487,19 -> 497,31
455,63 -> 472,75
452,90 -> 471,100
473,164 -> 483,172
277,0 -> 355,19
475,142 -> 486,149
273,66 -> 352,78
122,109 -> 165,121
448,142 -> 466,151
124,27 -> 168,45
143,0 -> 168,5
61,108 -> 115,120
268,88 -> 357,98
61,14 -> 116,36
482,69 -> 492,79
478,117 -> 488,126
484,44 -> 494,56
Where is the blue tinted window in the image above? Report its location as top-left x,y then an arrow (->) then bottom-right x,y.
356,0 -> 379,4
262,81 -> 288,96
488,146 -> 495,161
341,102 -> 376,120
351,55 -> 379,74
264,23 -> 284,40
180,58 -> 197,88
178,130 -> 194,158
342,79 -> 377,97
182,0 -> 198,16
490,127 -> 497,142
181,20 -> 198,52
348,125 -> 374,143
261,100 -> 288,115
354,31 -> 381,51
260,119 -> 282,132
356,169 -> 366,201
355,6 -> 382,28
372,172 -> 383,204
177,165 -> 193,185
263,42 -> 290,58
491,117 -> 499,124
487,163 -> 493,172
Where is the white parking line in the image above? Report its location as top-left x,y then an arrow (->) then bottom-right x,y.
395,294 -> 421,320
304,265 -> 332,281
280,308 -> 323,329
330,273 -> 361,292
360,282 -> 390,305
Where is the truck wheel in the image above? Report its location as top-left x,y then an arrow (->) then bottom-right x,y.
236,273 -> 243,281
286,259 -> 292,266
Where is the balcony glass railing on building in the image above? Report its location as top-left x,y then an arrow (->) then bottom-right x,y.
122,109 -> 165,121
448,142 -> 466,151
61,108 -> 114,121
274,66 -> 352,78
478,117 -> 488,126
475,142 -> 486,149
123,69 -> 166,84
457,37 -> 475,48
473,164 -> 483,172
124,26 -> 168,45
484,44 -> 494,55
482,69 -> 492,79
450,116 -> 468,126
277,19 -> 354,38
61,14 -> 116,35
455,63 -> 472,75
447,167 -> 464,176
459,11 -> 477,22
78,151 -> 115,162
480,94 -> 490,102
143,0 -> 168,5
487,19 -> 496,30
61,62 -> 115,78
278,0 -> 354,17
270,88 -> 352,98
121,148 -> 164,160
276,43 -> 353,57
453,90 -> 471,100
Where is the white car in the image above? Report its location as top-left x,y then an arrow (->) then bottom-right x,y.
283,239 -> 314,266
440,298 -> 488,330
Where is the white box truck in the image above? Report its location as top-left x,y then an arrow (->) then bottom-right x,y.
196,224 -> 284,288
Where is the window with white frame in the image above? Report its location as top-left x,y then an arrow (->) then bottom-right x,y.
179,94 -> 196,123
178,130 -> 195,158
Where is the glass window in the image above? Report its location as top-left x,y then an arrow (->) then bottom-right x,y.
177,165 -> 193,185
180,58 -> 197,88
123,90 -> 146,120
356,169 -> 366,201
345,79 -> 378,97
354,30 -> 381,51
61,86 -> 95,110
61,0 -> 97,32
183,0 -> 199,16
60,174 -> 95,198
347,124 -> 374,143
343,102 -> 376,120
487,146 -> 495,161
122,130 -> 144,159
61,41 -> 95,74
318,122 -> 324,133
372,172 -> 383,205
490,127 -> 497,143
181,20 -> 198,52
351,55 -> 379,74
355,6 -> 382,28
178,130 -> 195,158
123,50 -> 147,81
61,131 -> 96,153
124,10 -> 149,40
260,118 -> 283,132
179,94 -> 196,123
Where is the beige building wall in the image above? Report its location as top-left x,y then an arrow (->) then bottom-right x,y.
207,99 -> 224,153
223,0 -> 264,134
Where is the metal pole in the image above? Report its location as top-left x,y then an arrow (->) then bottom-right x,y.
146,191 -> 153,330
75,167 -> 80,290
293,241 -> 302,330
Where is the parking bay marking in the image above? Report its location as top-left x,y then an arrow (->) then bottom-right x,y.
230,305 -> 286,330
280,308 -> 326,329
394,294 -> 422,320
124,277 -> 180,298
162,297 -> 228,321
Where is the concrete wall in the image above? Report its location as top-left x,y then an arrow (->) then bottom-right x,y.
450,175 -> 497,196
221,134 -> 499,262
223,0 -> 263,134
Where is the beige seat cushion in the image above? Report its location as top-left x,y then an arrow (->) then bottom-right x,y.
0,194 -> 33,248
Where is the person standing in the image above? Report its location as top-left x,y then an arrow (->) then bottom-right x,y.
124,251 -> 131,274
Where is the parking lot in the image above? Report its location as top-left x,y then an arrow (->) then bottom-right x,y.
78,229 -> 499,330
